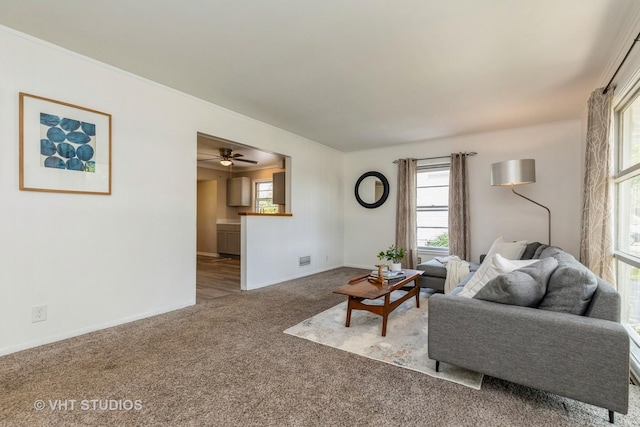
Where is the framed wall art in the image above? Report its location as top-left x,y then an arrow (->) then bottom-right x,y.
19,92 -> 112,195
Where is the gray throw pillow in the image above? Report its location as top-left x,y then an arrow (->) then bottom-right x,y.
537,253 -> 598,315
473,258 -> 558,307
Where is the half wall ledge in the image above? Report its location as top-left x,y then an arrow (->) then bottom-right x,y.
238,213 -> 293,217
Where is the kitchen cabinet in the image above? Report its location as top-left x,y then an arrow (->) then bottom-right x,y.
227,177 -> 250,207
217,224 -> 240,255
273,172 -> 285,205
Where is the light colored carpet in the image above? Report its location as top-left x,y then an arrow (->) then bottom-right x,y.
285,293 -> 483,390
2,267 -> 640,426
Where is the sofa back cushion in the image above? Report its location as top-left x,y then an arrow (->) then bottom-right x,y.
537,250 -> 598,315
473,257 -> 558,307
520,242 -> 542,260
583,278 -> 621,322
538,246 -> 564,259
532,244 -> 549,259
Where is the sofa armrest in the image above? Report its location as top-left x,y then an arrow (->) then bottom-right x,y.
428,294 -> 630,414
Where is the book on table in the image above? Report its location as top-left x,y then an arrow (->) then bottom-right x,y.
370,270 -> 405,278
369,270 -> 406,284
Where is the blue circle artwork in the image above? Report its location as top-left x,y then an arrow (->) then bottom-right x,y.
76,144 -> 94,161
46,127 -> 66,143
66,158 -> 84,171
40,113 -> 96,173
60,118 -> 81,131
44,156 -> 65,169
40,139 -> 56,156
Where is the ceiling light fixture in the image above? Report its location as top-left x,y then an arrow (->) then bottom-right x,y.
220,159 -> 233,166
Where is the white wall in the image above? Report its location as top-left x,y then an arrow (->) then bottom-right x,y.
344,120 -> 583,268
242,144 -> 345,289
0,26 -> 344,355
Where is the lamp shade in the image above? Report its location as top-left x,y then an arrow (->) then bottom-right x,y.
491,159 -> 536,186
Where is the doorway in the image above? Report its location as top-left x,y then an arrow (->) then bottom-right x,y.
196,255 -> 241,302
195,132 -> 288,302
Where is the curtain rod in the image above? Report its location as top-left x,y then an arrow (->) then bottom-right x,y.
392,151 -> 477,164
603,31 -> 640,95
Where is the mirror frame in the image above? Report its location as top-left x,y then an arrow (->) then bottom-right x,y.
354,171 -> 389,209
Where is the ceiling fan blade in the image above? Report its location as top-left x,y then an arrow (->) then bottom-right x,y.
230,153 -> 244,158
233,158 -> 258,164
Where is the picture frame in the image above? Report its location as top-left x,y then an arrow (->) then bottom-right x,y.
19,92 -> 112,195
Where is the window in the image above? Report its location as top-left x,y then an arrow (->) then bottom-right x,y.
614,85 -> 640,380
255,180 -> 279,213
417,164 -> 450,251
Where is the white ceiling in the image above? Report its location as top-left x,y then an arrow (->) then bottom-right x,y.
197,133 -> 284,171
1,1 -> 639,152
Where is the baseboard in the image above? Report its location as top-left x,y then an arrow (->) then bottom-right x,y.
0,300 -> 195,357
197,251 -> 220,257
245,264 -> 346,290
343,263 -> 375,270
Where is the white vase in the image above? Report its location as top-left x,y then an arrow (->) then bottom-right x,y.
391,262 -> 402,272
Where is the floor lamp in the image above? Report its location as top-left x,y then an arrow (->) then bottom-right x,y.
491,159 -> 551,245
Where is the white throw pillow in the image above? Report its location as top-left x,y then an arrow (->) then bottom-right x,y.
483,236 -> 527,262
457,254 -> 538,298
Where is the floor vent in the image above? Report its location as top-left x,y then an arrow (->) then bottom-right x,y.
299,256 -> 311,267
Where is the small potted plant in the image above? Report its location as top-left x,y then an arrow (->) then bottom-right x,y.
377,244 -> 406,271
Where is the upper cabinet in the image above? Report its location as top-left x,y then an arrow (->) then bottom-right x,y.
227,177 -> 250,206
273,172 -> 285,205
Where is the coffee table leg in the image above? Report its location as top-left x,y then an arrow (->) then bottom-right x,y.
381,294 -> 390,336
345,297 -> 353,327
414,279 -> 420,308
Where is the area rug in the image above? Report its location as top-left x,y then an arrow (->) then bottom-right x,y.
284,291 -> 484,390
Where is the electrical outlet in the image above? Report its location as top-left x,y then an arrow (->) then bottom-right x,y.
32,305 -> 47,323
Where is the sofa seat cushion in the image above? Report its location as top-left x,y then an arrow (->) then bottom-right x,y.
473,257 -> 558,307
537,249 -> 598,315
416,259 -> 448,278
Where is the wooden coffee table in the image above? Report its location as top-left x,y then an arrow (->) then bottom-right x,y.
333,269 -> 423,337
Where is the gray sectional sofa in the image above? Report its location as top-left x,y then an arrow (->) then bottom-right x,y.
416,258 -> 479,292
427,244 -> 629,423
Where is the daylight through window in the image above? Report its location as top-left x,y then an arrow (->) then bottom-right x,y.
417,164 -> 450,251
255,181 -> 279,213
614,85 -> 640,380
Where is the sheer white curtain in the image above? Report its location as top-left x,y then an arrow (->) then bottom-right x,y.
580,87 -> 614,284
448,153 -> 470,261
396,159 -> 418,269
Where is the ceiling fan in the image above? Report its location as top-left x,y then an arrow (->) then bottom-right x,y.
198,148 -> 258,166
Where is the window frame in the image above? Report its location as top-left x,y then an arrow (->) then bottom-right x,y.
416,161 -> 450,253
613,79 -> 640,383
254,179 -> 279,214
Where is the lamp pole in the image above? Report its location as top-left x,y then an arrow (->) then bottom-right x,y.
510,184 -> 551,246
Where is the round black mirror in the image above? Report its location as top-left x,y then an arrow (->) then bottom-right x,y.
355,171 -> 389,209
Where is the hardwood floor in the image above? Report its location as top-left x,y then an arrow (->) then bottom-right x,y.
196,255 -> 241,303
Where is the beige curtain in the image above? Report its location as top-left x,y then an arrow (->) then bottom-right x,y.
449,153 -> 470,260
396,159 -> 418,269
580,88 -> 614,285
